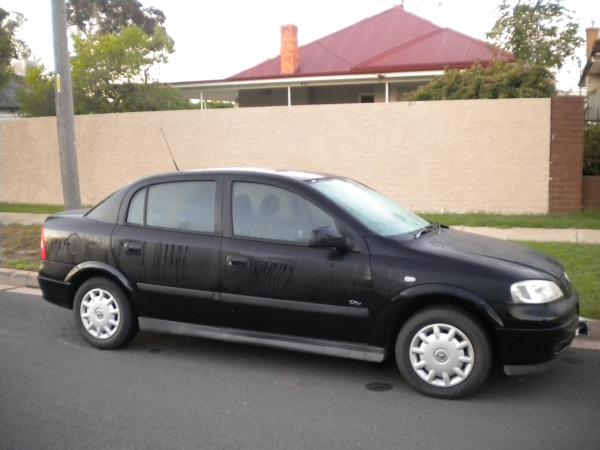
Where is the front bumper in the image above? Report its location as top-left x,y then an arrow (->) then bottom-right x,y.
491,291 -> 580,368
503,317 -> 590,376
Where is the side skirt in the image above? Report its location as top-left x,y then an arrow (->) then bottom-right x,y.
138,317 -> 386,363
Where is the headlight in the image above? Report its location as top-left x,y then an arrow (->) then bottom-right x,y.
510,280 -> 563,304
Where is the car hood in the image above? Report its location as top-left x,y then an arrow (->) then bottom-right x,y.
426,229 -> 564,279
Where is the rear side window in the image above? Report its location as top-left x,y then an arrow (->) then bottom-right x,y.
145,181 -> 216,233
126,188 -> 145,225
86,190 -> 123,223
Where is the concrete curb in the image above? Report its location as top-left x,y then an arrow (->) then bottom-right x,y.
0,268 -> 39,289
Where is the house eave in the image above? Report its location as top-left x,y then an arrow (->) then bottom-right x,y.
169,70 -> 445,92
579,55 -> 600,87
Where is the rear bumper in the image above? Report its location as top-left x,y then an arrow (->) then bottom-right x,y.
38,274 -> 72,309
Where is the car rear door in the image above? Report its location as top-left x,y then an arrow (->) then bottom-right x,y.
112,175 -> 225,326
220,176 -> 374,343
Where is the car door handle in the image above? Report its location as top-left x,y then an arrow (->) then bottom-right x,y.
123,240 -> 144,255
227,255 -> 249,267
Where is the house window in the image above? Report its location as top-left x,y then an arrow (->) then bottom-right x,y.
358,93 -> 375,103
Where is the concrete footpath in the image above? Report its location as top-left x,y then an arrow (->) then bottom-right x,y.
2,212 -> 600,243
453,226 -> 600,244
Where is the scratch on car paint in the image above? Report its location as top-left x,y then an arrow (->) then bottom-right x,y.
152,243 -> 189,286
248,258 -> 295,297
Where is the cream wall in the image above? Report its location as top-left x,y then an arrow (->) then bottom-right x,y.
0,99 -> 551,213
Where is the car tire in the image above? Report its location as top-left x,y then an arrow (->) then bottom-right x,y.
395,306 -> 491,399
73,277 -> 138,349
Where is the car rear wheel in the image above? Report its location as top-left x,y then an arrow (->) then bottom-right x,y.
395,307 -> 491,399
73,277 -> 138,349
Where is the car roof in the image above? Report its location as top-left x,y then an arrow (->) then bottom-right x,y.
138,168 -> 332,184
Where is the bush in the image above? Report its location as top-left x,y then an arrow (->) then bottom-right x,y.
584,122 -> 600,175
410,61 -> 556,101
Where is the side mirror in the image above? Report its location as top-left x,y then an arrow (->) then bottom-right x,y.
308,226 -> 346,249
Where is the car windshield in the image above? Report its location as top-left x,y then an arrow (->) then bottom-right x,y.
309,178 -> 429,237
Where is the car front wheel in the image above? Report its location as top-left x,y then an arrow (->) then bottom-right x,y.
73,277 -> 138,349
395,306 -> 491,398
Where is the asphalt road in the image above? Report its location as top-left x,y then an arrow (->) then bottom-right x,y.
1,290 -> 599,450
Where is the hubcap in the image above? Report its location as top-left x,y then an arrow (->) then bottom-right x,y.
409,323 -> 475,387
80,288 -> 120,340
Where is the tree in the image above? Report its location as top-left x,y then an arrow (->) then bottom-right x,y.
18,25 -> 190,116
66,0 -> 165,37
410,61 -> 556,100
487,0 -> 582,71
0,8 -> 29,89
409,0 -> 581,101
16,65 -> 55,116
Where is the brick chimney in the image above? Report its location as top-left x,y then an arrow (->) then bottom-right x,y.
280,25 -> 299,75
586,25 -> 599,59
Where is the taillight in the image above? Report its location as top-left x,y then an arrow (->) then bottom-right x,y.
40,225 -> 47,261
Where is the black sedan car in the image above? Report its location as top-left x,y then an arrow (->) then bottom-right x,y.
38,169 -> 583,398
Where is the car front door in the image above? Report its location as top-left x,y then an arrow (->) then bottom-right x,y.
220,177 -> 374,343
112,176 -> 225,326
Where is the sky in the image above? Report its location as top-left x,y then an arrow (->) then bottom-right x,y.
2,0 -> 598,92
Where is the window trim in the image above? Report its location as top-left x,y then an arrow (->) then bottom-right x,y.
229,179 -> 337,246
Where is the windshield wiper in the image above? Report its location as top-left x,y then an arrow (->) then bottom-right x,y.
415,223 -> 440,239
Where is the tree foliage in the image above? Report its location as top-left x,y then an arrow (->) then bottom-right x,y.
72,25 -> 172,87
16,66 -> 55,116
487,0 -> 582,71
0,8 -> 29,89
410,0 -> 579,101
19,0 -> 191,117
18,25 -> 189,116
410,61 -> 556,100
67,0 -> 165,37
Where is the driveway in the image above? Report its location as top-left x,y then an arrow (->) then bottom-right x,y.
1,290 -> 599,450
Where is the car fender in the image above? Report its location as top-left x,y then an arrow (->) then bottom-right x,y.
65,261 -> 135,292
371,283 -> 504,348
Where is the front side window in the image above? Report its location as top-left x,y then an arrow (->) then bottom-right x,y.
232,182 -> 334,244
309,178 -> 428,236
131,181 -> 217,233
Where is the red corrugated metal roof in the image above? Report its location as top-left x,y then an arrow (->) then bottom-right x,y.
229,5 -> 512,81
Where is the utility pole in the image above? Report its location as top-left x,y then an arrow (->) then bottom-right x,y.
51,0 -> 81,209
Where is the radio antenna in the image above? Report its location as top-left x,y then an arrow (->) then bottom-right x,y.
159,126 -> 180,172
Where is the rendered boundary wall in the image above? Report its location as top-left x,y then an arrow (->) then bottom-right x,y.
1,98 -> 558,213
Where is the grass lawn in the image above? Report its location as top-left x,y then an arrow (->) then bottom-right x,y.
0,224 -> 41,272
0,225 -> 598,319
421,210 -> 600,229
0,203 -> 64,214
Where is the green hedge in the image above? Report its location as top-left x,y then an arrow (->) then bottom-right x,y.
584,122 -> 600,176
